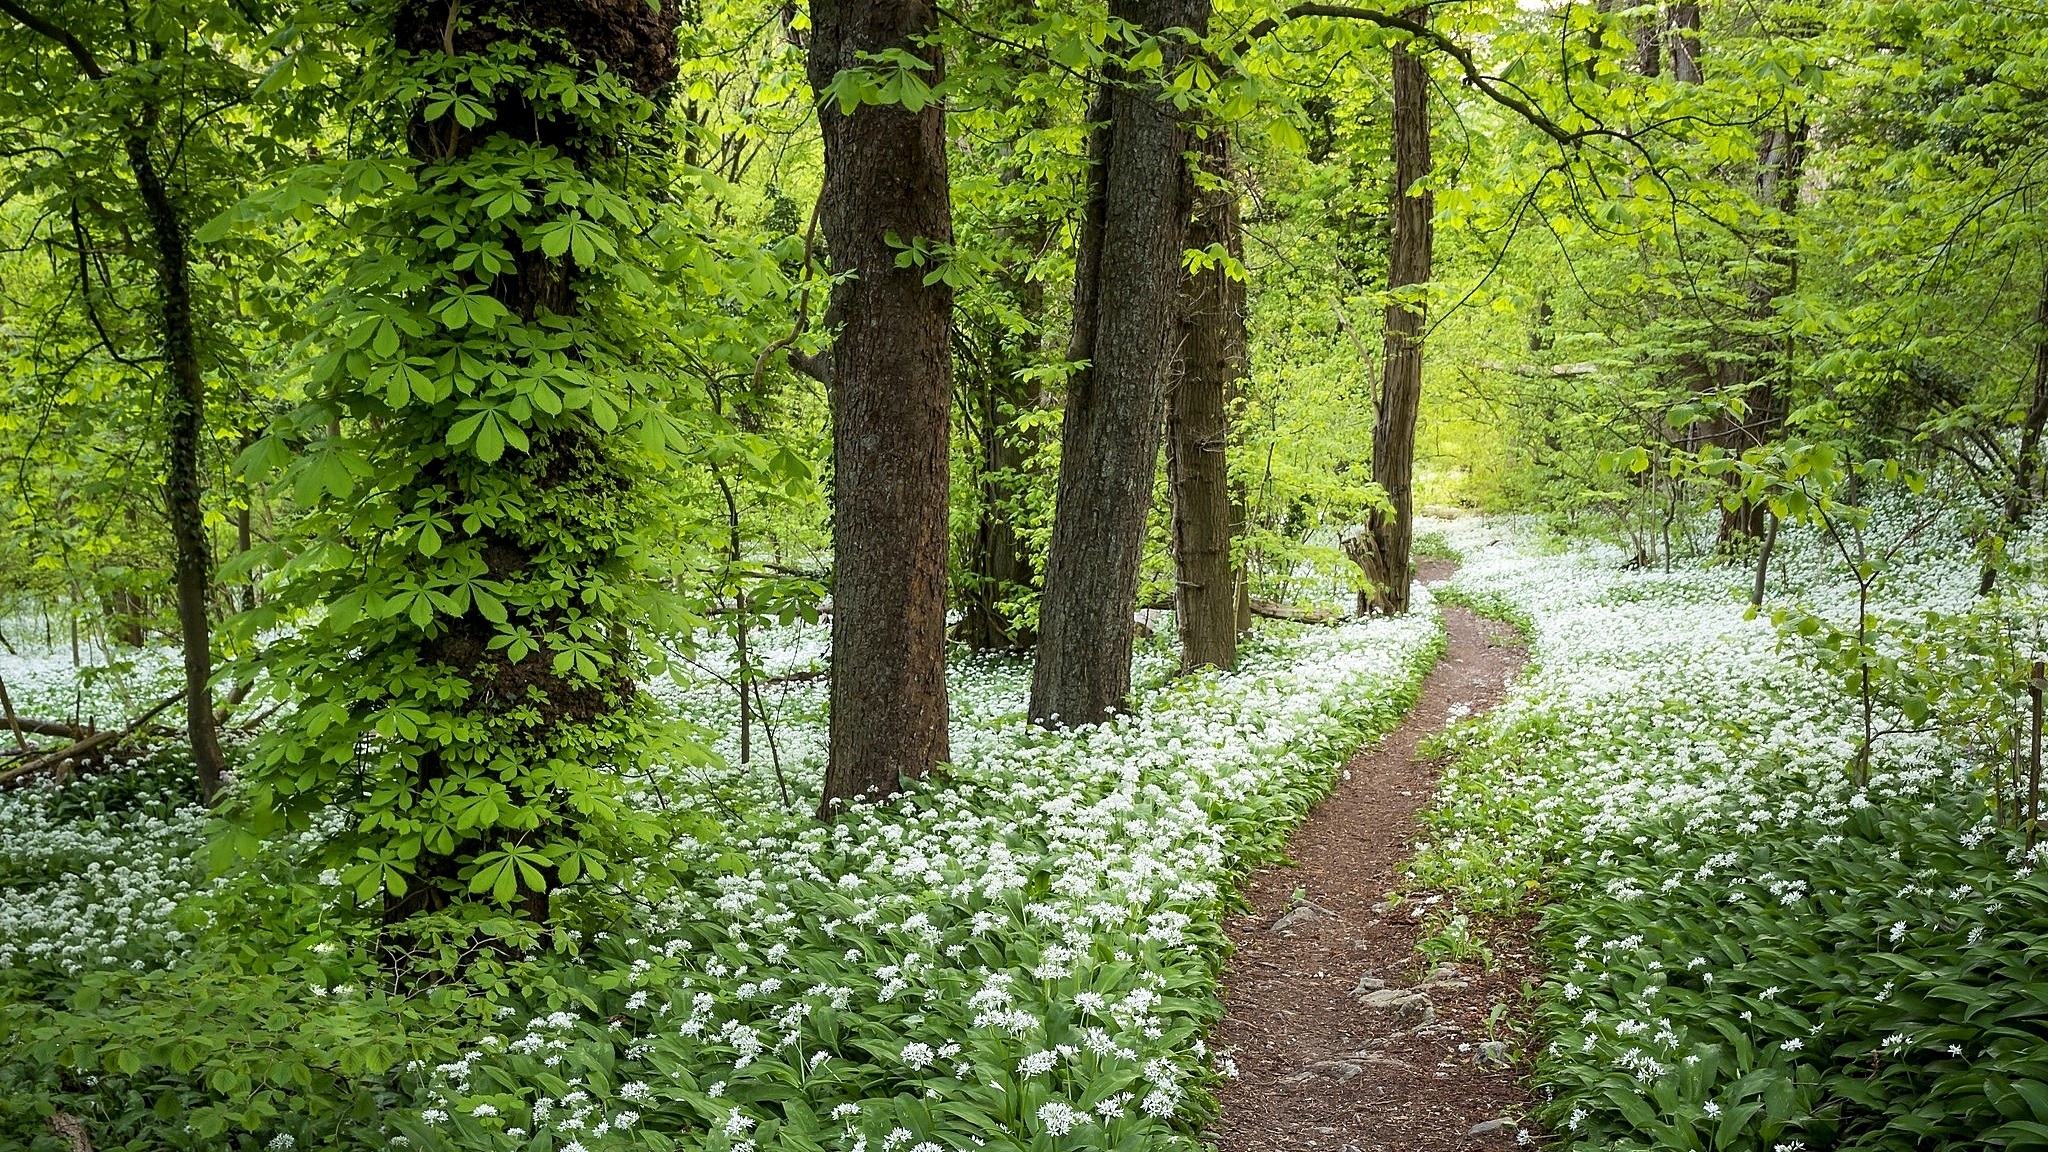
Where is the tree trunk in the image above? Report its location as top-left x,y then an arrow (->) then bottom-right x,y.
1981,267 -> 2048,596
1357,24 -> 1432,617
1717,117 -> 1807,545
808,0 -> 955,811
1028,0 -> 1209,726
1668,2 -> 1701,83
1167,128 -> 1244,673
1634,9 -> 1661,76
958,209 -> 1044,653
379,0 -> 683,928
957,354 -> 1039,651
123,127 -> 228,803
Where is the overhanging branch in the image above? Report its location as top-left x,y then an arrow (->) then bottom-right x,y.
1232,4 -> 1577,145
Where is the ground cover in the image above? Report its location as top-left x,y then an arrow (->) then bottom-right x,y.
2,606 -> 1443,1152
1420,518 -> 2048,1151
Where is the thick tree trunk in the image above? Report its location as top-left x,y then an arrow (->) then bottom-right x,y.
1357,26 -> 1432,617
124,129 -> 228,803
1167,129 -> 1245,673
808,0 -> 954,810
382,0 -> 682,927
1028,0 -> 1210,726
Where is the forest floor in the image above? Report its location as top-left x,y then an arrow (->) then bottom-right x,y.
1213,561 -> 1538,1152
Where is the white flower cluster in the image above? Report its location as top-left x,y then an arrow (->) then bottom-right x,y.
1421,513 -> 2040,1139
402,603 -> 1444,1150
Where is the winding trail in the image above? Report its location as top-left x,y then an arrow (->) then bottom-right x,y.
1212,567 -> 1533,1152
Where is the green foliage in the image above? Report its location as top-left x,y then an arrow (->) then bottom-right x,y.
204,3 -> 822,926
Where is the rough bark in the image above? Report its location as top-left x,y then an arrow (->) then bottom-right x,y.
808,0 -> 954,809
1028,0 -> 1210,725
1167,129 -> 1245,673
1356,25 -> 1432,617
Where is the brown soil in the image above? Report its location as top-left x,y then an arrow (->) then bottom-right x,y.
1210,564 -> 1538,1152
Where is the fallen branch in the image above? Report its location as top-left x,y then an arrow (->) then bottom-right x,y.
1139,597 -> 1350,625
3,713 -> 87,740
0,673 -> 25,750
0,691 -> 181,788
1250,598 -> 1348,625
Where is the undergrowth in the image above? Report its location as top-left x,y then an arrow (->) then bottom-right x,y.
1417,518 -> 2048,1151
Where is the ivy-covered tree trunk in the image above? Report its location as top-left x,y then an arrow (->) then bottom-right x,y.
957,323 -> 1040,652
1167,129 -> 1244,673
244,0 -> 688,941
808,0 -> 955,811
128,131 -> 231,803
1028,0 -> 1208,725
1357,26 -> 1432,617
351,0 -> 687,926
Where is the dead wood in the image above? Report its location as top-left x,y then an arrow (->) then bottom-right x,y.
0,691 -> 181,789
1249,598 -> 1348,625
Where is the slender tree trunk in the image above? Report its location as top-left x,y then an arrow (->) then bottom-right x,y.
958,234 -> 1044,652
236,500 -> 256,611
958,357 -> 1039,650
1718,117 -> 1808,545
124,127 -> 228,802
808,0 -> 954,810
1028,0 -> 1210,725
1167,128 -> 1244,672
1356,24 -> 1432,617
1981,267 -> 2048,596
1668,2 -> 1701,83
1634,8 -> 1661,76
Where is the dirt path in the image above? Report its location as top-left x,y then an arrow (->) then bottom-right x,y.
1211,570 -> 1533,1152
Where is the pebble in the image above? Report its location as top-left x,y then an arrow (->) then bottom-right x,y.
1356,987 -> 1435,1023
1270,904 -> 1330,934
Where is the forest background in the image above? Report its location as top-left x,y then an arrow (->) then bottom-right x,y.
6,0 -> 2048,1149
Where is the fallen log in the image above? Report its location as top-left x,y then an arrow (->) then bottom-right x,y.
1136,597 -> 1351,626
0,691 -> 181,789
1249,598 -> 1349,625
